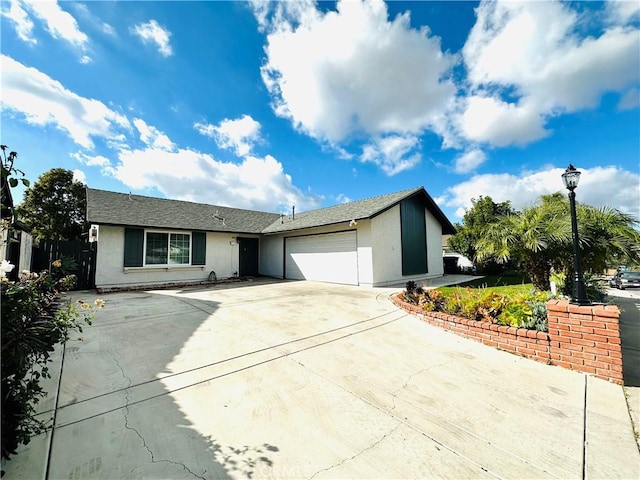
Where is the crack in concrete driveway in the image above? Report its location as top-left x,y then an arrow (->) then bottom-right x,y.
113,354 -> 207,480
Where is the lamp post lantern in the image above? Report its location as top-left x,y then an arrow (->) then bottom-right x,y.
561,164 -> 590,305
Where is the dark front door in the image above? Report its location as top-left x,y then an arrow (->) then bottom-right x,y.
238,237 -> 259,277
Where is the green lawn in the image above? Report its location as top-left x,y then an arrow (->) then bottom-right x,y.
439,272 -> 535,295
438,283 -> 534,296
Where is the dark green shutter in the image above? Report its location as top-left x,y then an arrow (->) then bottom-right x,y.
124,228 -> 144,267
401,196 -> 427,275
192,231 -> 206,265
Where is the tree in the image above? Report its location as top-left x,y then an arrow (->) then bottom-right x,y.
448,196 -> 515,273
475,193 -> 640,291
17,168 -> 86,241
577,205 -> 640,274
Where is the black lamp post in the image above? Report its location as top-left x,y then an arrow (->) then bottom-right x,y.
561,164 -> 590,305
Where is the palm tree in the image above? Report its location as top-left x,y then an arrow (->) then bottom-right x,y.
476,196 -> 571,290
475,193 -> 640,291
577,206 -> 640,274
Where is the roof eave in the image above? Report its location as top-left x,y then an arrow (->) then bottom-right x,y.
262,217 -> 367,235
86,220 -> 267,235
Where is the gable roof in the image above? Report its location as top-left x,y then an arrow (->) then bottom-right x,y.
262,186 -> 456,235
86,186 -> 456,235
86,188 -> 281,234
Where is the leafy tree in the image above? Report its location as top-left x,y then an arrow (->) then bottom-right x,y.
17,168 -> 86,241
448,196 -> 515,273
476,193 -> 640,291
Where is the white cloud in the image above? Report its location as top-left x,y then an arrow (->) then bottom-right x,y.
2,54 -> 318,213
23,0 -> 91,60
102,23 -> 115,36
454,148 -> 486,174
458,96 -> 549,146
439,166 -> 640,220
360,134 -> 421,176
258,0 -> 455,144
2,0 -> 36,44
133,118 -> 175,151
194,115 -> 262,157
72,169 -> 86,183
72,2 -> 116,37
72,152 -> 112,168
459,0 -> 640,147
336,194 -> 351,204
606,0 -> 640,24
111,148 -> 322,212
0,55 -> 130,149
130,19 -> 173,57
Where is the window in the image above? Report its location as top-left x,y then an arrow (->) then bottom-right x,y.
124,228 -> 205,268
169,233 -> 190,264
145,232 -> 191,265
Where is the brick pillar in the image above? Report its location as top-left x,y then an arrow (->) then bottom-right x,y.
546,300 -> 623,384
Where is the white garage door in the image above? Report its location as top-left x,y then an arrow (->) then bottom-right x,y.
285,231 -> 358,285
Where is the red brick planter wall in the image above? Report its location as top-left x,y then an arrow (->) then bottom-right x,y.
391,295 -> 623,385
547,300 -> 623,384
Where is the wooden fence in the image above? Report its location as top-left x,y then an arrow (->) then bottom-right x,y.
32,239 -> 97,290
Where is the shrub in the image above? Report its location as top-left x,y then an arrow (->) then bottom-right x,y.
403,281 -> 424,305
1,264 -> 103,461
400,284 -> 553,331
553,271 -> 607,303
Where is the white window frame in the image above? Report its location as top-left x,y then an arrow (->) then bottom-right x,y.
143,230 -> 192,266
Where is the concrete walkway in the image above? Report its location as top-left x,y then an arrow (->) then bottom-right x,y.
2,277 -> 639,479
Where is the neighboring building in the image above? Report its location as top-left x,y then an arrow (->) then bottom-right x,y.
86,186 -> 456,291
443,252 -> 474,274
1,169 -> 33,278
442,233 -> 474,274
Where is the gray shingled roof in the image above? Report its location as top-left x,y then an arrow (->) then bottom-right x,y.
86,189 -> 281,233
86,186 -> 455,235
262,186 -> 455,234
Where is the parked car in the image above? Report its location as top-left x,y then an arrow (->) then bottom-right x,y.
613,271 -> 640,290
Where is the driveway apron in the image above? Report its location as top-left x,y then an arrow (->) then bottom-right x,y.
3,279 -> 639,479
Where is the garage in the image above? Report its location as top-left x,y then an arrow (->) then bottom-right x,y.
285,231 -> 358,285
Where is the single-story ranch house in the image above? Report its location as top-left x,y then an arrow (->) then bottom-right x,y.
86,186 -> 455,291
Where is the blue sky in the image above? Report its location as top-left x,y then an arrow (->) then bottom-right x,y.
2,0 -> 639,222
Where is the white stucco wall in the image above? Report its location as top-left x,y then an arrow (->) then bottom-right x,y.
371,205 -> 402,286
425,209 -> 444,277
356,219 -> 373,286
95,226 -> 241,289
259,235 -> 284,278
370,205 -> 444,287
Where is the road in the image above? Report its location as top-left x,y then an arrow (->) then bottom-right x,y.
606,288 -> 640,386
605,287 -> 640,451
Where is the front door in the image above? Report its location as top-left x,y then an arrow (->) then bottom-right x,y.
238,237 -> 259,277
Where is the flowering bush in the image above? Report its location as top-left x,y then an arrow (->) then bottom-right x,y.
401,282 -> 553,332
1,261 -> 104,460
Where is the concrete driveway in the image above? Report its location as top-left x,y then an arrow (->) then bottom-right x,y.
3,279 -> 639,479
